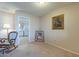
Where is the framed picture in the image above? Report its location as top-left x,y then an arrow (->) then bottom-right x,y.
52,14 -> 64,30
35,31 -> 44,42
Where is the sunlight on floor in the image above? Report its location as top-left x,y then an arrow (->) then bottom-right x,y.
19,37 -> 29,45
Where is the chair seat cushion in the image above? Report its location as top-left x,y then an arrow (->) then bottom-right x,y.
0,44 -> 10,46
0,41 -> 10,47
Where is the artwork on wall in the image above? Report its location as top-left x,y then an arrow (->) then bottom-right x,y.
52,14 -> 64,30
35,31 -> 44,42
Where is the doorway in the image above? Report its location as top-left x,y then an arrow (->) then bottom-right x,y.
18,16 -> 30,44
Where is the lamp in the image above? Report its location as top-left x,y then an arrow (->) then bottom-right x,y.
3,24 -> 10,34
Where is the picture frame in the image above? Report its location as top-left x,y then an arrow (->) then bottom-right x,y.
35,31 -> 44,42
52,14 -> 64,30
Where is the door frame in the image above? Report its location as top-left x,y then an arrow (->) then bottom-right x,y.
16,16 -> 30,45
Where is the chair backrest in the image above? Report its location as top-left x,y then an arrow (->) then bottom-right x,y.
8,31 -> 18,45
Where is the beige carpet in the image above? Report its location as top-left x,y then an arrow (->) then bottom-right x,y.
0,37 -> 79,57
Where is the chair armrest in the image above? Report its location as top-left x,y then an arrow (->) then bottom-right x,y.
0,38 -> 8,43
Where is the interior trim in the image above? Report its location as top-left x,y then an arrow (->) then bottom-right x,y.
46,42 -> 79,56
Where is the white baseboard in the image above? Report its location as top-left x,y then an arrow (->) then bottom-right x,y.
45,41 -> 79,56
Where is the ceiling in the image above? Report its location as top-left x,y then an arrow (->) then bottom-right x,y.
0,2 -> 76,16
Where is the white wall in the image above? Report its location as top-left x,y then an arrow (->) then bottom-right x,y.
16,11 -> 40,42
41,3 -> 79,52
